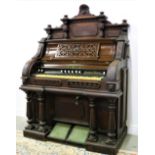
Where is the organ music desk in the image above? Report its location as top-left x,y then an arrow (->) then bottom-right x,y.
20,4 -> 129,155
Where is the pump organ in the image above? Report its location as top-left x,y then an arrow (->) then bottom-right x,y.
20,4 -> 129,155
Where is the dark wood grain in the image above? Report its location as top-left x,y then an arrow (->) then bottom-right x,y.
20,4 -> 129,155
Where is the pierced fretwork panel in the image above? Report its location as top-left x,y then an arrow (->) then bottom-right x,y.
55,43 -> 99,59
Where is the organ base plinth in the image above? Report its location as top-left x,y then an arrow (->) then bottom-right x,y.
23,124 -> 127,155
23,128 -> 50,140
86,127 -> 127,155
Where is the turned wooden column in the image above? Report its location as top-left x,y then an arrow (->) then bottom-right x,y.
107,99 -> 117,138
37,92 -> 46,132
25,91 -> 34,129
88,97 -> 98,142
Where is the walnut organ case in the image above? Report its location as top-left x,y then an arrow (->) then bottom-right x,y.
20,4 -> 129,155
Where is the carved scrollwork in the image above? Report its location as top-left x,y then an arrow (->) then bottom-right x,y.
56,43 -> 99,58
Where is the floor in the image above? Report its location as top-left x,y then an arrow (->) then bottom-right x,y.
16,116 -> 138,154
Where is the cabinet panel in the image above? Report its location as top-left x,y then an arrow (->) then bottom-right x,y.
96,98 -> 117,136
96,103 -> 109,132
53,95 -> 89,125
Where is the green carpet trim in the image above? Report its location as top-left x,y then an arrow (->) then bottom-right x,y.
67,126 -> 89,144
47,123 -> 71,140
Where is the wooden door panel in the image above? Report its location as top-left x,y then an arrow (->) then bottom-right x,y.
53,95 -> 89,124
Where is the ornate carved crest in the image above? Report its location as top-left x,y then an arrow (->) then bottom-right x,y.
44,4 -> 129,39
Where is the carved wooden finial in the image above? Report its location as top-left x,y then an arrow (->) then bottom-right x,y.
100,11 -> 104,16
99,11 -> 107,20
121,20 -> 128,33
44,25 -> 52,39
61,14 -> 69,23
122,19 -> 127,24
64,15 -> 68,19
79,4 -> 90,15
61,15 -> 69,39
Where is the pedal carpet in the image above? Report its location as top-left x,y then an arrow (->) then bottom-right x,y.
67,125 -> 89,144
48,123 -> 71,140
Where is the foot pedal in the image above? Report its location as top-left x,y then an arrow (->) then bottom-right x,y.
47,123 -> 71,140
67,125 -> 89,144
